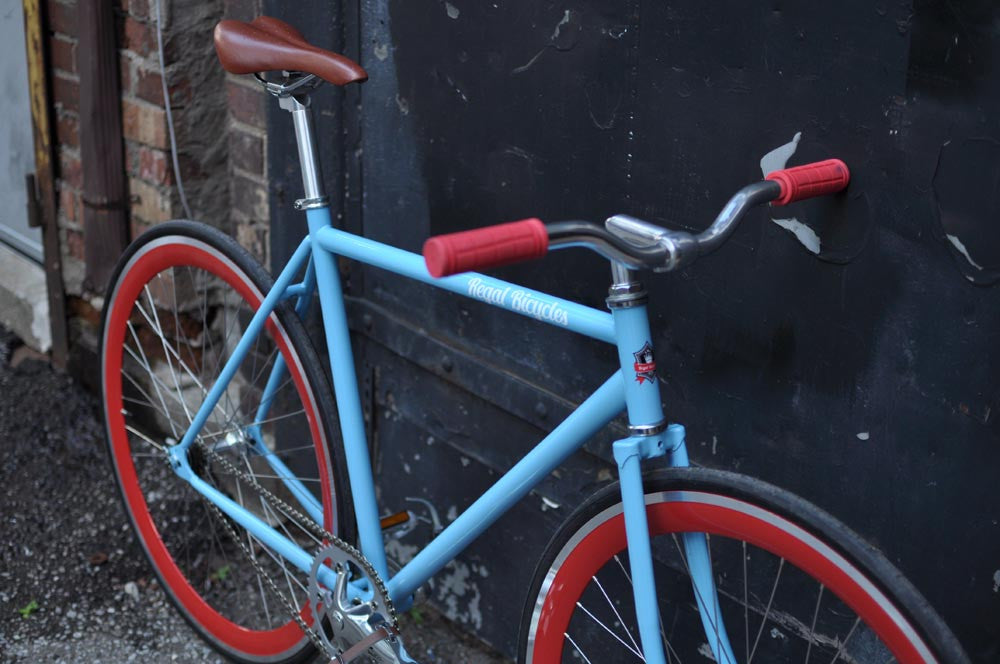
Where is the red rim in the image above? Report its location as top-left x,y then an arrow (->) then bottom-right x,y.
103,239 -> 335,659
530,495 -> 932,664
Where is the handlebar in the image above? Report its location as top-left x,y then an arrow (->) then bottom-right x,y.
422,158 -> 849,278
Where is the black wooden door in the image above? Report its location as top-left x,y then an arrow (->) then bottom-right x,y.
266,1 -> 1000,660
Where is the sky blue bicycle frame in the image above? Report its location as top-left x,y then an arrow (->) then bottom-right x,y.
163,93 -> 738,664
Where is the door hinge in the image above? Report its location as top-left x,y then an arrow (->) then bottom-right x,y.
25,173 -> 41,228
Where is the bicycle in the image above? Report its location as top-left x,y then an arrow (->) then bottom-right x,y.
98,16 -> 970,664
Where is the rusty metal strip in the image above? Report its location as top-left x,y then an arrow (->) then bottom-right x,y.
23,0 -> 68,368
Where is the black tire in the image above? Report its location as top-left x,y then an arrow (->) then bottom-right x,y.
100,221 -> 353,663
519,466 -> 969,664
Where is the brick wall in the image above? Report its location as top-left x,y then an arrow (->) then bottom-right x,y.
45,0 -> 270,348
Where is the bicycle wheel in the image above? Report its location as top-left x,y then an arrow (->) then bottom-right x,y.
519,467 -> 968,664
101,221 -> 352,663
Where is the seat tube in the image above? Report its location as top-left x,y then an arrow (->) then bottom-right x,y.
607,262 -> 669,664
284,93 -> 390,580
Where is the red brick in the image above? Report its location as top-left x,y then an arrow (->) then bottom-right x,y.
59,187 -> 81,224
65,228 -> 85,261
56,112 -> 79,146
232,174 -> 268,220
229,129 -> 264,176
50,35 -> 75,73
52,73 -> 79,113
138,146 -> 170,185
122,17 -> 154,57
59,150 -> 83,190
121,99 -> 167,149
128,177 -> 173,223
123,0 -> 149,20
224,0 -> 257,22
119,56 -> 133,95
134,66 -> 163,105
129,217 -> 152,241
227,81 -> 266,128
47,0 -> 77,37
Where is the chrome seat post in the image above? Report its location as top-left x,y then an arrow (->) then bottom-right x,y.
279,93 -> 328,210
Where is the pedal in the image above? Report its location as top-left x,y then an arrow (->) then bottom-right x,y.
379,510 -> 413,534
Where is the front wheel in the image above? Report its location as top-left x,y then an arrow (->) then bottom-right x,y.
519,467 -> 968,664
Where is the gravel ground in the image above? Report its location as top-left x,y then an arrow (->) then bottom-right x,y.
0,328 -> 508,663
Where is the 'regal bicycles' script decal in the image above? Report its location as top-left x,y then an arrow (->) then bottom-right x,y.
467,277 -> 570,326
633,341 -> 656,384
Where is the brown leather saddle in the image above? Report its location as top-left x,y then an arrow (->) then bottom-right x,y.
214,16 -> 367,86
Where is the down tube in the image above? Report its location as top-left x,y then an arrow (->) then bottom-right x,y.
387,371 -> 627,604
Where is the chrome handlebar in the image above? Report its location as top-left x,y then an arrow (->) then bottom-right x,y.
548,180 -> 782,272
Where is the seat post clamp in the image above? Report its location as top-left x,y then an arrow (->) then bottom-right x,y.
294,196 -> 329,211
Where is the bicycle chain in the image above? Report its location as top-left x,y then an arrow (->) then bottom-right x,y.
200,494 -> 335,659
191,439 -> 398,658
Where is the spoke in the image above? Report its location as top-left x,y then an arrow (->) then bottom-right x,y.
706,534 -> 723,664
258,497 -> 305,612
135,295 -> 211,397
592,573 -> 643,656
126,320 -> 180,439
748,557 -> 785,663
805,584 -> 825,664
575,600 -> 645,660
233,474 -> 275,628
565,632 -> 596,664
144,285 -> 195,424
743,540 -> 750,664
828,616 -> 861,664
669,533 -> 728,655
614,554 -> 683,663
125,425 -> 167,452
198,408 -> 306,444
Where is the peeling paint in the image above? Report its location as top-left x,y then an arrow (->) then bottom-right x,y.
760,131 -> 802,177
444,2 -> 460,19
551,10 -> 571,41
385,538 -> 419,567
946,234 -> 984,271
373,43 -> 388,61
460,456 -> 470,467
436,560 -> 483,630
856,432 -> 870,441
772,217 -> 821,254
759,133 -> 824,254
697,642 -> 717,661
511,49 -> 546,75
395,93 -> 410,115
446,505 -> 458,521
993,569 -> 1000,593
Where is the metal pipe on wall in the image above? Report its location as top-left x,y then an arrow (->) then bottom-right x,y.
78,0 -> 128,292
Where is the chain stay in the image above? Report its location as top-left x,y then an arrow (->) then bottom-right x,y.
193,439 -> 398,658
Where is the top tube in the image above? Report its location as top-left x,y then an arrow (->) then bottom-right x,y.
311,217 -> 616,344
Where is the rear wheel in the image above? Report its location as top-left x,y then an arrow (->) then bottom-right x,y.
100,221 -> 351,663
520,467 -> 969,664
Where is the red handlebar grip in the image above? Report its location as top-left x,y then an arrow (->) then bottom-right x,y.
423,218 -> 549,278
766,159 -> 850,206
